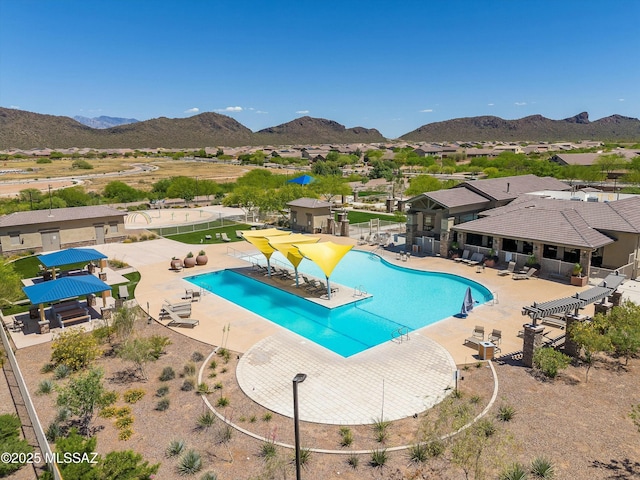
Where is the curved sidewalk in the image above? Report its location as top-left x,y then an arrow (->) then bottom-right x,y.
236,330 -> 456,424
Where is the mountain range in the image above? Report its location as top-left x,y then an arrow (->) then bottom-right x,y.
1,107 -> 639,149
73,115 -> 139,129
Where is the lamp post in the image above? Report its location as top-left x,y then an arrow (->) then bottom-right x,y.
292,373 -> 307,480
195,176 -> 199,203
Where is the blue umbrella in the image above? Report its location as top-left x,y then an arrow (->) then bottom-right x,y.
458,287 -> 475,317
287,174 -> 315,185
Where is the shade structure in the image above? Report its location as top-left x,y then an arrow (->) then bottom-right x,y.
522,296 -> 584,321
267,234 -> 320,286
459,287 -> 475,317
241,229 -> 290,276
598,272 -> 625,290
294,241 -> 353,299
287,174 -> 314,185
575,286 -> 613,305
23,275 -> 111,305
38,248 -> 107,268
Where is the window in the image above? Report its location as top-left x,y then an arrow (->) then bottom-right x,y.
543,244 -> 558,259
503,238 -> 518,252
109,222 -> 118,234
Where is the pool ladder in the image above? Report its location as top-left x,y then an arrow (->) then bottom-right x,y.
391,326 -> 410,343
353,285 -> 367,297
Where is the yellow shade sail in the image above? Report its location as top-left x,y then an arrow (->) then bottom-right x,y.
294,242 -> 353,278
267,234 -> 320,269
241,228 -> 289,260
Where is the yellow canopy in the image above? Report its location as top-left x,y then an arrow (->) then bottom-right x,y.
295,242 -> 353,299
267,234 -> 320,269
241,229 -> 289,260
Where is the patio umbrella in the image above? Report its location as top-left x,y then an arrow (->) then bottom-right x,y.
287,174 -> 315,185
459,287 -> 475,317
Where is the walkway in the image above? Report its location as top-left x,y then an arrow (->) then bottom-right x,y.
236,331 -> 455,424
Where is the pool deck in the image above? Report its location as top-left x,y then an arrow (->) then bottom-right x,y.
6,234 -> 623,424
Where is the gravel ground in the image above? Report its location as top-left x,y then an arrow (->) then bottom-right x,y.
10,316 -> 640,480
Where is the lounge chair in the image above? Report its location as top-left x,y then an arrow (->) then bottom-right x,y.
464,325 -> 485,348
183,289 -> 201,302
235,230 -> 244,238
215,233 -> 221,240
465,252 -> 484,266
454,250 -> 470,262
512,267 -> 537,280
160,299 -> 192,319
497,261 -> 516,276
488,329 -> 502,345
221,232 -> 231,242
118,285 -> 129,300
163,308 -> 199,328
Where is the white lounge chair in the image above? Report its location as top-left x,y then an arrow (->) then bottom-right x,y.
464,325 -> 485,348
163,308 -> 199,328
221,232 -> 231,242
497,261 -> 516,276
513,267 -> 537,280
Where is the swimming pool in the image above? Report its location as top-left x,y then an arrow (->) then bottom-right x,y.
186,250 -> 492,357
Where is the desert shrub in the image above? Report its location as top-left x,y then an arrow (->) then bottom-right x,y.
166,439 -> 185,457
530,456 -> 555,478
408,443 -> 429,463
470,394 -> 482,404
149,335 -> 171,359
213,382 -> 223,390
262,412 -> 272,422
46,422 -> 62,441
533,347 -> 571,379
41,363 -> 55,373
118,428 -> 134,441
183,362 -> 196,377
181,378 -> 196,391
425,439 -> 445,458
339,427 -> 353,447
216,397 -> 229,407
53,364 -> 71,379
200,473 -> 218,480
51,330 -> 100,371
197,382 -> 211,395
372,417 -> 390,443
100,406 -> 118,419
123,388 -> 145,404
209,359 -> 217,370
191,351 -> 205,362
498,404 -> 516,422
55,407 -> 71,423
298,448 -> 311,466
159,366 -> 176,381
370,448 -> 388,467
177,450 -> 202,475
156,385 -> 170,397
197,411 -> 216,430
260,442 -> 277,459
37,379 -> 54,395
156,398 -> 170,411
347,454 -> 359,469
0,414 -> 34,476
116,415 -> 134,429
115,406 -> 131,417
500,462 -> 528,480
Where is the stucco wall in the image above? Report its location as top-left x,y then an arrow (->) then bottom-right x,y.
602,231 -> 638,268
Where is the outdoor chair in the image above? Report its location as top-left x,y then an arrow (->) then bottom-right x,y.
162,308 -> 199,328
454,250 -> 470,262
215,233 -> 221,240
464,325 -> 485,348
236,230 -> 244,238
497,261 -> 516,276
465,252 -> 484,266
488,329 -> 502,345
512,267 -> 537,280
221,232 -> 231,242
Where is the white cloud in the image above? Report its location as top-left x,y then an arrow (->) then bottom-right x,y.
216,106 -> 243,112
619,98 -> 625,102
488,103 -> 495,106
255,110 -> 268,114
9,105 -> 20,109
419,109 -> 433,113
184,107 -> 199,114
296,110 -> 310,114
514,102 -> 527,106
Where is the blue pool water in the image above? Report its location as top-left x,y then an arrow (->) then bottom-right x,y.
186,250 -> 492,357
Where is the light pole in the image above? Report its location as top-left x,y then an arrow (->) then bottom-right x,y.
195,176 -> 199,203
292,373 -> 307,480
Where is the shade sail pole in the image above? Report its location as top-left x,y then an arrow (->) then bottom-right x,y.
326,275 -> 331,300
294,267 -> 299,287
267,259 -> 272,277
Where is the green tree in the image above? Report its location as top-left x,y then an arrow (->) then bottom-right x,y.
197,179 -> 220,200
595,153 -> 628,179
0,258 -> 23,308
602,300 -> 640,365
405,175 -> 442,196
47,429 -> 98,479
57,369 -> 109,435
103,181 -> 143,203
0,414 -> 34,477
51,329 -> 101,371
311,175 -> 351,203
56,186 -> 93,207
569,317 -> 611,382
117,338 -> 155,380
311,160 -> 342,176
72,159 -> 94,170
98,450 -> 160,480
223,185 -> 261,222
166,176 -> 197,203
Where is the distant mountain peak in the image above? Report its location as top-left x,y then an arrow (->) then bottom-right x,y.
74,115 -> 139,129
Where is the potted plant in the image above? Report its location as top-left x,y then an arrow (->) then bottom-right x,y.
196,249 -> 208,266
170,256 -> 183,270
484,248 -> 498,268
183,252 -> 197,268
525,253 -> 540,271
449,241 -> 462,259
571,262 -> 588,286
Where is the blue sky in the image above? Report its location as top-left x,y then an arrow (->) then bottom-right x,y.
1,0 -> 638,139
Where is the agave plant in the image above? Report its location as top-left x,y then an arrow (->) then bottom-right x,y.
530,456 -> 555,478
499,462 -> 528,480
177,450 -> 202,475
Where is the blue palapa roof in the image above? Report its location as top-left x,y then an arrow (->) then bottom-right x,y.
23,275 -> 110,304
287,174 -> 315,185
38,248 -> 107,268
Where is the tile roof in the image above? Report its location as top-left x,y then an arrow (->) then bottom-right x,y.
0,206 -> 125,228
481,194 -> 640,234
462,174 -> 570,202
426,188 -> 491,209
286,198 -> 333,209
453,207 -> 614,249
